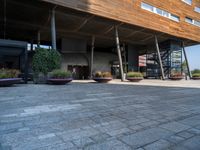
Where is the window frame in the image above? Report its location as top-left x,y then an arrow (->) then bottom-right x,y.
182,0 -> 192,5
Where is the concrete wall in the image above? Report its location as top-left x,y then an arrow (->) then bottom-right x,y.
61,52 -> 118,72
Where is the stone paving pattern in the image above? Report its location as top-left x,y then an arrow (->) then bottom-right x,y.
0,82 -> 200,150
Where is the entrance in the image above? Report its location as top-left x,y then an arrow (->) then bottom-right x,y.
68,65 -> 89,80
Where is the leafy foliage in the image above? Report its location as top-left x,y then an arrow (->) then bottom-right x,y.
94,71 -> 112,78
192,73 -> 200,77
0,69 -> 20,79
192,69 -> 200,74
49,69 -> 72,79
127,72 -> 143,78
32,48 -> 61,75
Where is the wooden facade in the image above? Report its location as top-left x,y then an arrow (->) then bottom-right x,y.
42,0 -> 200,43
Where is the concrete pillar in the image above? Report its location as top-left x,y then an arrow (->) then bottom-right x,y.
30,40 -> 33,51
155,36 -> 165,80
51,9 -> 57,50
115,26 -> 124,81
90,36 -> 95,79
37,31 -> 40,47
182,42 -> 192,79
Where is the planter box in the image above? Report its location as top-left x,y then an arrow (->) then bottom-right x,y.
47,78 -> 73,85
0,78 -> 22,86
33,73 -> 47,84
191,77 -> 200,80
169,77 -> 183,80
127,77 -> 143,82
93,77 -> 112,83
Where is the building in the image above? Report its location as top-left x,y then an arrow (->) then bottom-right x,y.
0,0 -> 200,81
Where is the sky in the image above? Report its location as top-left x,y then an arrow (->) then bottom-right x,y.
185,44 -> 200,70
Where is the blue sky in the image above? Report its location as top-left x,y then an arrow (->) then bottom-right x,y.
185,44 -> 200,70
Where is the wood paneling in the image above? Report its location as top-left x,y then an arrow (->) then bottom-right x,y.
41,0 -> 200,43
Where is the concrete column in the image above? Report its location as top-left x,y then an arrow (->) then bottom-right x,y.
90,36 -> 95,79
51,9 -> 57,50
24,47 -> 28,84
182,42 -> 192,79
37,31 -> 40,47
115,26 -> 124,81
31,40 -> 33,51
155,35 -> 165,80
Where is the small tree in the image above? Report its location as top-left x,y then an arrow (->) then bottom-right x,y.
32,48 -> 61,75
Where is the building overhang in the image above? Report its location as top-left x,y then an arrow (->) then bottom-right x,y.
0,0 -> 199,50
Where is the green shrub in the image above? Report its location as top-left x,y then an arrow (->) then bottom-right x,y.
49,69 -> 72,79
32,48 -> 61,75
0,69 -> 20,79
192,73 -> 200,78
127,72 -> 143,78
94,71 -> 112,78
192,69 -> 200,74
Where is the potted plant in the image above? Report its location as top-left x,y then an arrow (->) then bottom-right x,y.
126,71 -> 143,82
93,71 -> 112,83
192,73 -> 200,80
32,48 -> 61,84
0,69 -> 22,86
169,72 -> 184,80
47,69 -> 73,85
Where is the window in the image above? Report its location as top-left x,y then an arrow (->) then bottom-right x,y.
141,2 -> 180,22
182,0 -> 192,5
194,20 -> 200,26
170,14 -> 180,22
194,6 -> 200,13
185,17 -> 193,24
155,8 -> 162,15
141,2 -> 153,12
185,17 -> 200,27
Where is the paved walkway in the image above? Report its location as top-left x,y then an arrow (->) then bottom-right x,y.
0,80 -> 200,150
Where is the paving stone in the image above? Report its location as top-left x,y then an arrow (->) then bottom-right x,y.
0,122 -> 23,132
140,120 -> 160,127
72,137 -> 94,148
172,136 -> 200,150
37,141 -> 75,150
177,131 -> 194,139
106,128 -> 131,136
120,127 -> 173,148
144,139 -> 171,150
127,118 -> 150,126
1,83 -> 200,149
165,135 -> 185,144
128,125 -> 144,131
159,122 -> 191,133
90,133 -> 111,142
57,128 -> 99,142
179,115 -> 200,127
83,139 -> 131,150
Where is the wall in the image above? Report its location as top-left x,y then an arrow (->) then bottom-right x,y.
61,52 -> 118,72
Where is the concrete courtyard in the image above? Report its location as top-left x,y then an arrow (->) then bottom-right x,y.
0,80 -> 200,150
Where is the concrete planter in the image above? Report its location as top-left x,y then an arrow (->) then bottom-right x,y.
0,78 -> 22,87
127,77 -> 143,82
93,77 -> 112,83
191,77 -> 200,80
169,77 -> 184,80
33,73 -> 47,84
47,78 -> 73,85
